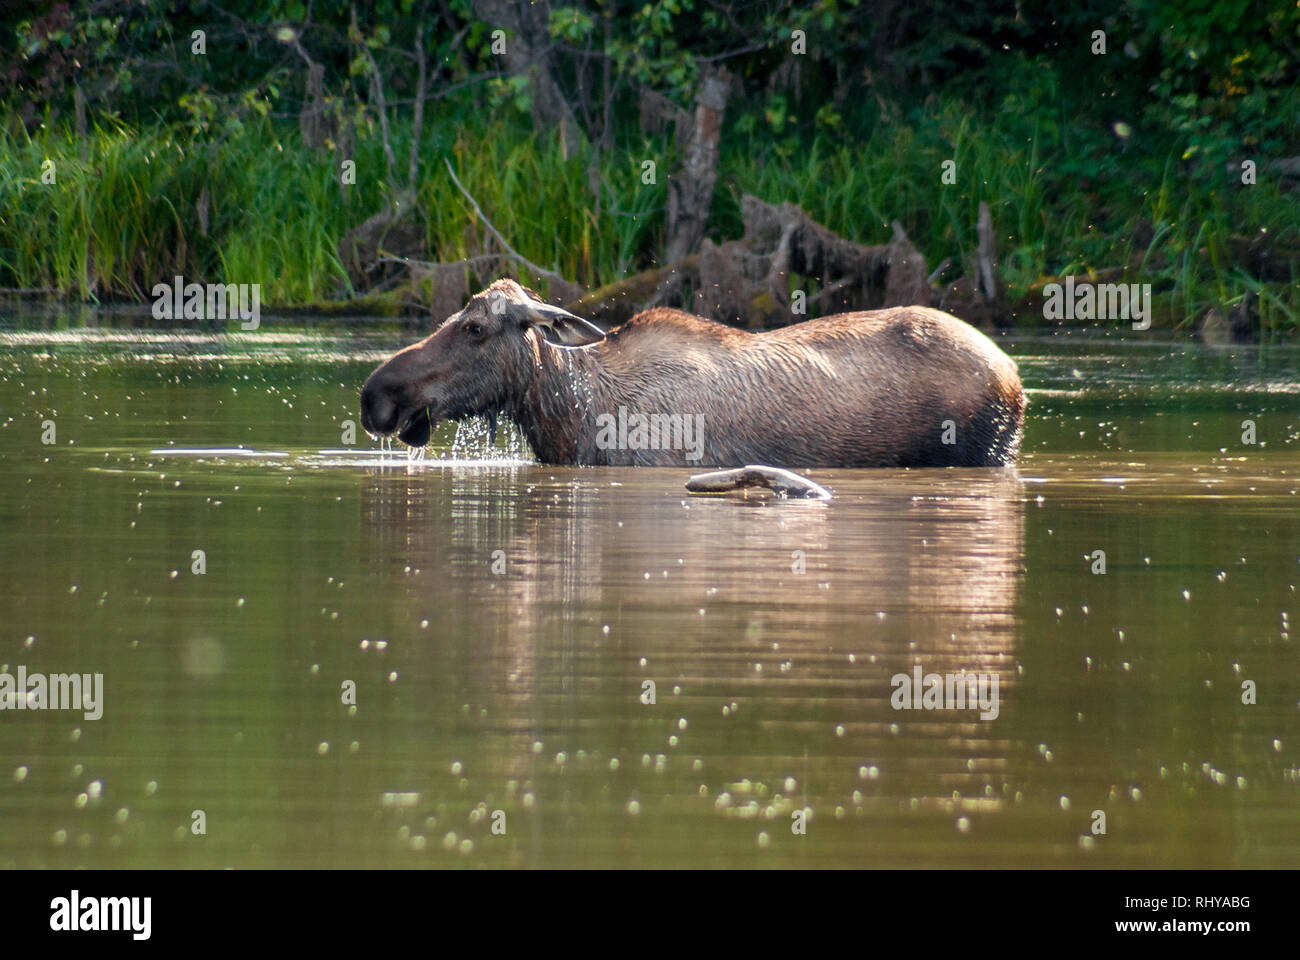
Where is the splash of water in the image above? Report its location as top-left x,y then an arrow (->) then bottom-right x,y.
447,415 -> 533,461
563,351 -> 596,415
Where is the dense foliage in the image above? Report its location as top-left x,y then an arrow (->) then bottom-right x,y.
1,1 -> 1296,329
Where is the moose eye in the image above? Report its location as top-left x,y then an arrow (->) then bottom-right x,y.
465,321 -> 485,339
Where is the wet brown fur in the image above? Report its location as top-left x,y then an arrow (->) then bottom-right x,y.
360,279 -> 1025,468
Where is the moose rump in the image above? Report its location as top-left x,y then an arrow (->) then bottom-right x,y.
359,279 -> 1025,469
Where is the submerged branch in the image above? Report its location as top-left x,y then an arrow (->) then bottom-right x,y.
685,465 -> 833,500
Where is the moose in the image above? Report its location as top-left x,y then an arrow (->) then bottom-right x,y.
359,279 -> 1025,468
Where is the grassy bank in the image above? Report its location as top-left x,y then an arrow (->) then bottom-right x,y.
1,92 -> 1296,332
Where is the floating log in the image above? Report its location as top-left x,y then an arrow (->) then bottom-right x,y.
685,464 -> 832,500
565,256 -> 700,326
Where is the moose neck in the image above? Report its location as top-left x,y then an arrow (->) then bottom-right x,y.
507,337 -> 605,465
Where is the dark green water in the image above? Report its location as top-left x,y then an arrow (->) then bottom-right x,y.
0,319 -> 1297,868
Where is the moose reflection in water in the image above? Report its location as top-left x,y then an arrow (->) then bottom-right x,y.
357,463 -> 1025,861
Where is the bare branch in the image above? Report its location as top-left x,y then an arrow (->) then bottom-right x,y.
354,5 -> 398,188
926,258 -> 953,285
442,158 -> 571,287
373,253 -> 517,272
408,21 -> 427,190
695,41 -> 770,64
807,276 -> 856,305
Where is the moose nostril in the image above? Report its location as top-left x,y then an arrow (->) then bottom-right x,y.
360,383 -> 399,435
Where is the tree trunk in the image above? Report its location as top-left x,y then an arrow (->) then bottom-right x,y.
472,0 -> 583,157
663,67 -> 731,264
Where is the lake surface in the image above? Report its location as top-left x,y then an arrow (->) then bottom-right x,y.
1,314 -> 1297,868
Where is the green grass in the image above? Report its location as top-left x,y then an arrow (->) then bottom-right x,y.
723,96 -> 1299,331
1,91 -> 1295,332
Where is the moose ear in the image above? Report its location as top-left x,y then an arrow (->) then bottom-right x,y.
517,300 -> 606,347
